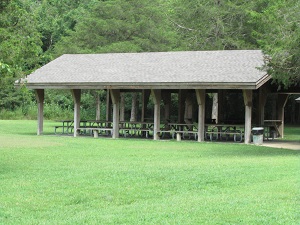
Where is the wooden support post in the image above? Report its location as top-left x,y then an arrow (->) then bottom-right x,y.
151,89 -> 161,140
110,89 -> 120,139
71,89 -> 81,137
35,89 -> 44,135
178,90 -> 186,123
243,90 -> 252,144
141,90 -> 150,122
277,94 -> 289,138
195,89 -> 206,142
258,86 -> 268,126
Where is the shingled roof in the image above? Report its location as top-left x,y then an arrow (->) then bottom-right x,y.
17,50 -> 270,90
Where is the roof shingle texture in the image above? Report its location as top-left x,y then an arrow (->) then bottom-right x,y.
26,50 -> 266,84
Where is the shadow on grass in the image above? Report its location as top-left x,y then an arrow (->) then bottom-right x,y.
6,131 -> 300,158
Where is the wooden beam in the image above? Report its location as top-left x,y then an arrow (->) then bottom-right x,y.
243,90 -> 252,144
151,89 -> 161,140
277,94 -> 289,138
110,89 -> 120,138
71,89 -> 81,137
35,89 -> 44,135
195,89 -> 206,142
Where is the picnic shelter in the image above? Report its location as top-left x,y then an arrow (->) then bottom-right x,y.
15,50 -> 296,143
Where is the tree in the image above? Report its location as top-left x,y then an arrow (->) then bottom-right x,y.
130,93 -> 138,122
54,0 -> 182,55
0,0 -> 42,110
32,0 -> 92,53
248,0 -> 300,88
164,0 -> 255,50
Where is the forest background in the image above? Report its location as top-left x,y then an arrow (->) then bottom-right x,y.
0,0 -> 299,122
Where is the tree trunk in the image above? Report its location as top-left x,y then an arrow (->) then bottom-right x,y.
211,93 -> 218,123
95,92 -> 101,121
130,92 -> 138,122
184,94 -> 193,120
106,89 -> 112,122
120,92 -> 125,121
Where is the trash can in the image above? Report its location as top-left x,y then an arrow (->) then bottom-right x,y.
252,127 -> 264,145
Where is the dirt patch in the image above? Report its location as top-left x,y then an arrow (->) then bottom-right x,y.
261,140 -> 300,150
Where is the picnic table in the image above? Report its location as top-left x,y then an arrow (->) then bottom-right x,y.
54,120 -> 113,136
159,122 -> 198,140
55,120 -> 156,138
119,121 -> 154,138
78,120 -> 113,136
263,120 -> 281,139
205,124 -> 244,142
54,120 -> 73,134
54,120 -> 245,142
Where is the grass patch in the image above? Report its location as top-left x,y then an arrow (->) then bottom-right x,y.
283,125 -> 300,141
0,120 -> 299,224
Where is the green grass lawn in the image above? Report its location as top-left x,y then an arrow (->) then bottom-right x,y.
0,120 -> 299,224
283,125 -> 300,141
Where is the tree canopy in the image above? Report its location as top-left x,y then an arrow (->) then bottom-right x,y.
0,0 -> 299,116
54,0 -> 182,54
247,0 -> 300,88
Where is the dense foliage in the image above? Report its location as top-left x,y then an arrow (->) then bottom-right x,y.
0,0 -> 299,119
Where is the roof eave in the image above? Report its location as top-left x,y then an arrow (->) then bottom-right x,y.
21,82 -> 260,90
255,74 -> 271,89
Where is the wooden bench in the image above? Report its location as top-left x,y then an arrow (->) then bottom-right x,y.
54,126 -> 73,134
158,130 -> 198,140
173,130 -> 198,141
225,130 -> 243,142
158,130 -> 176,139
77,127 -> 113,137
206,130 -> 243,142
120,128 -> 152,138
263,126 -> 277,140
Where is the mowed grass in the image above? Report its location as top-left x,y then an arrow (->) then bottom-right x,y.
0,120 -> 299,224
283,125 -> 300,141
